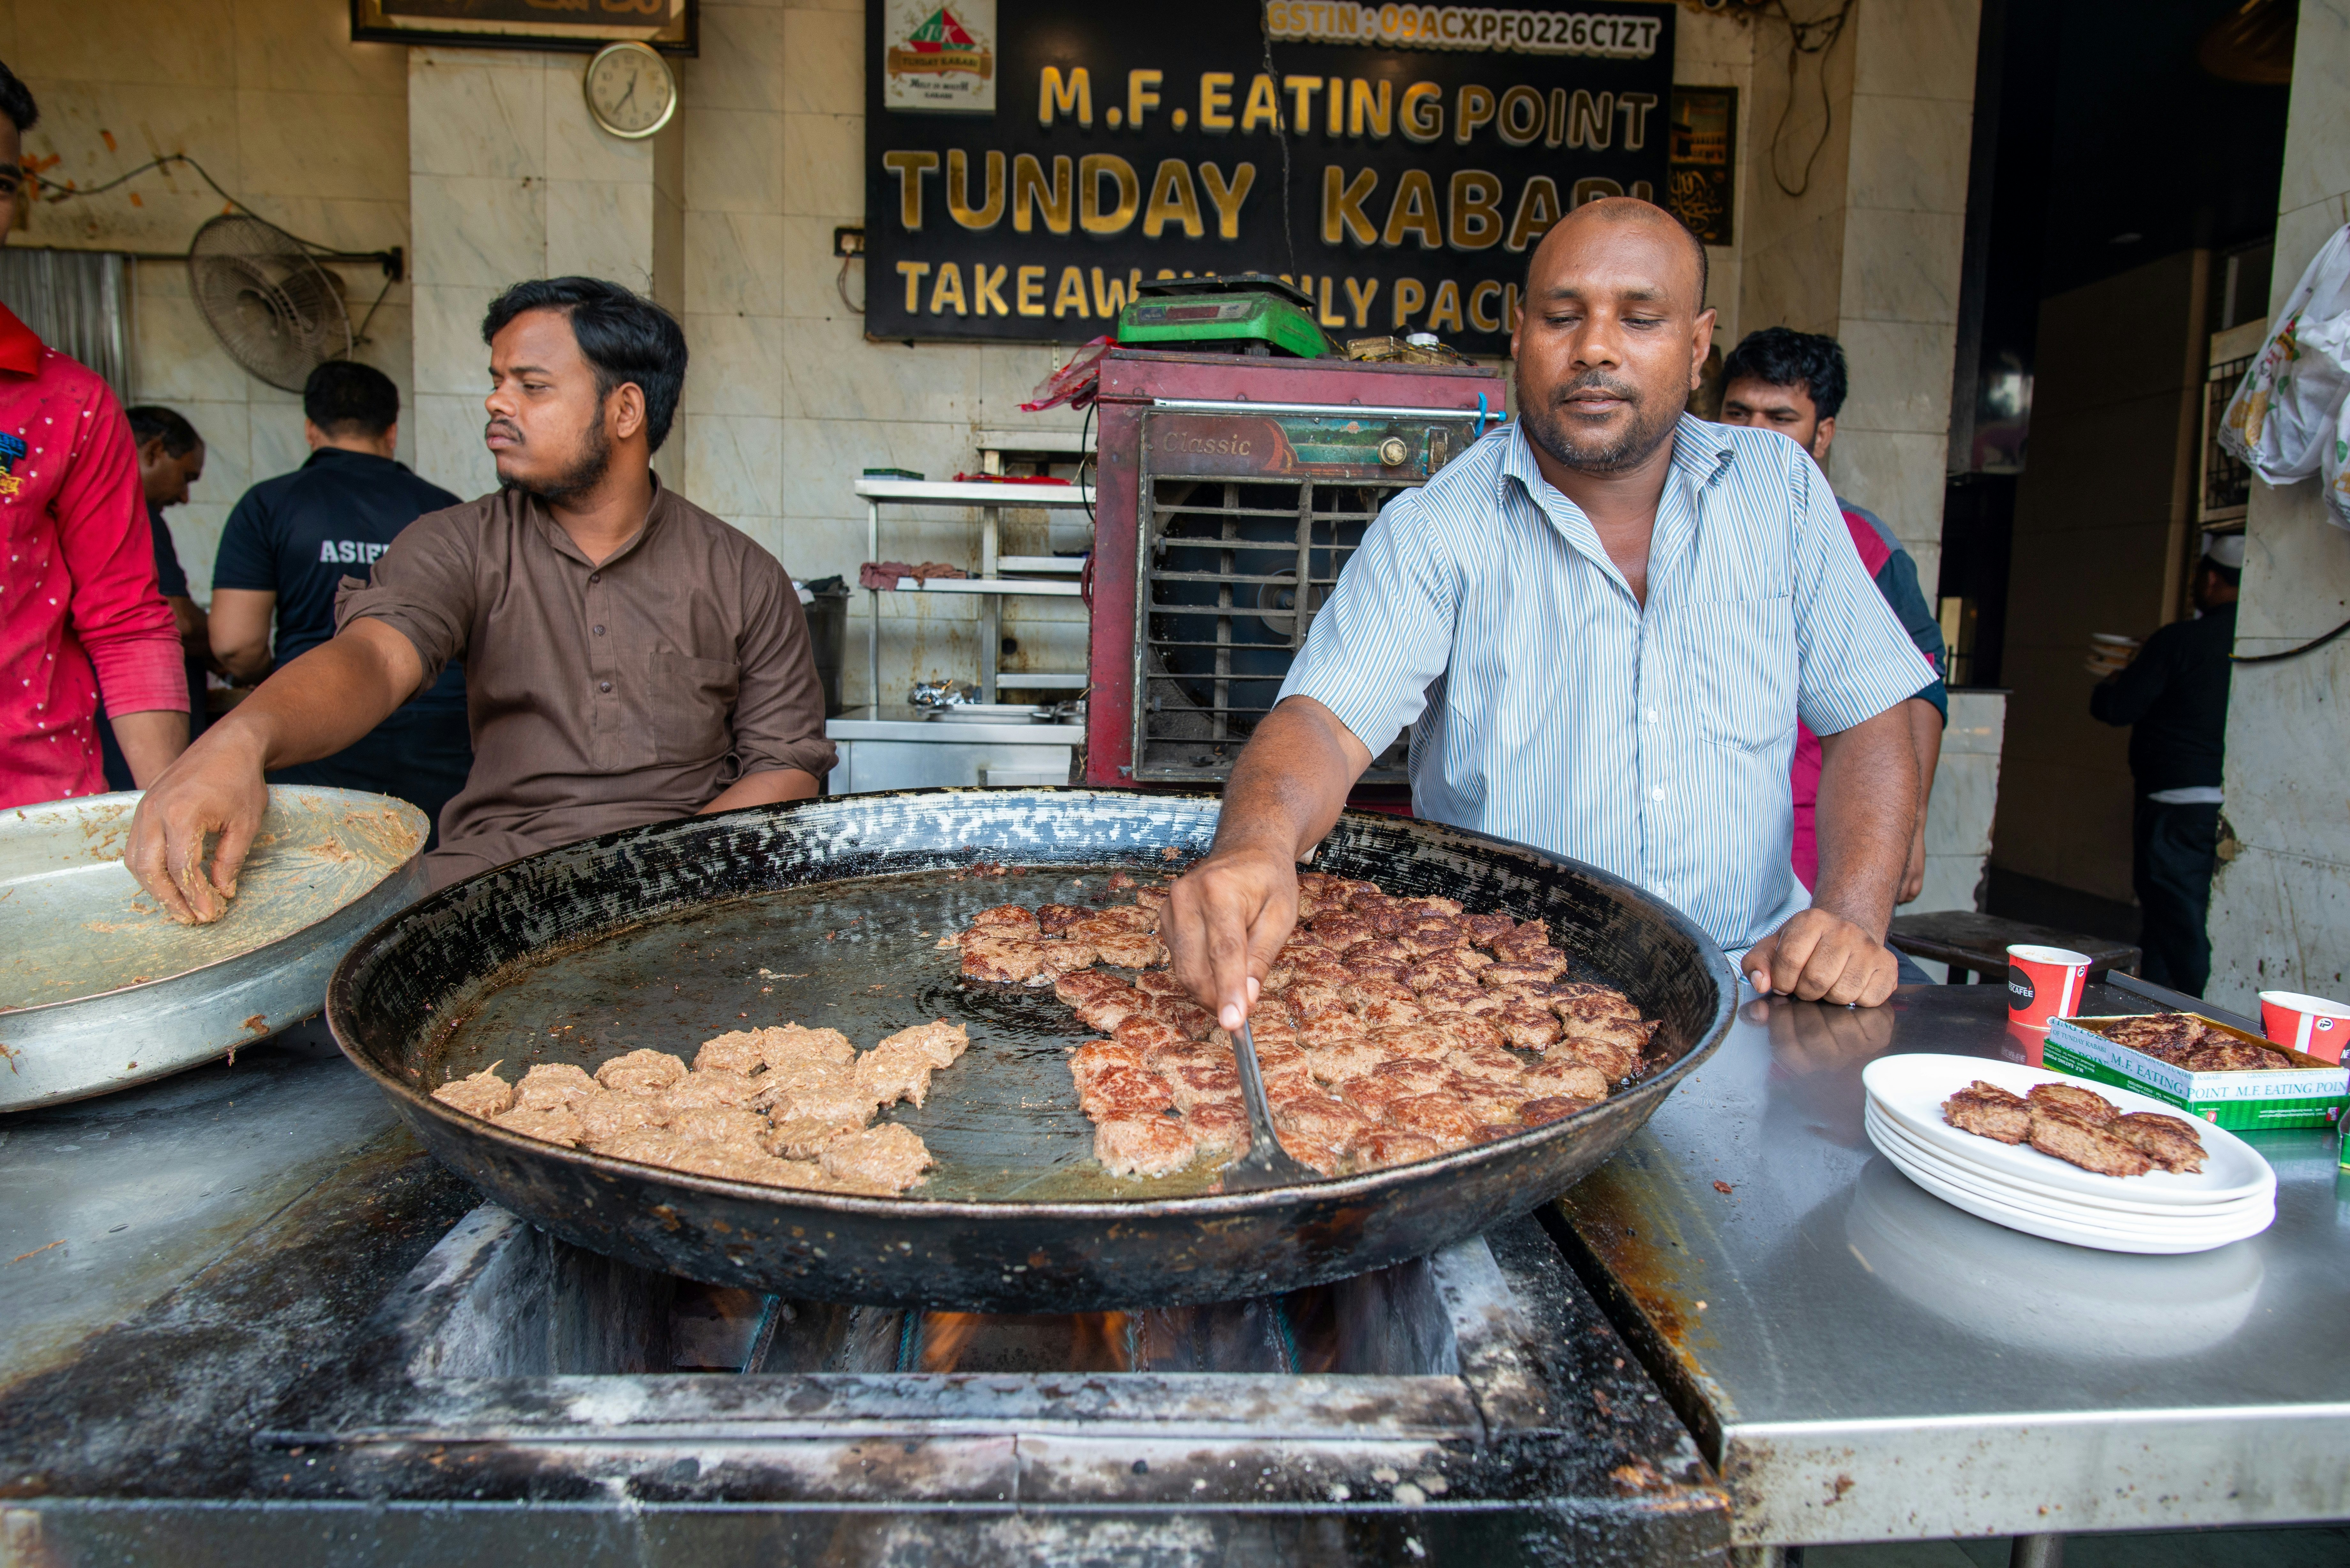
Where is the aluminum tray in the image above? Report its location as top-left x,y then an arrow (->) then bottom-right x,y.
0,787 -> 427,1111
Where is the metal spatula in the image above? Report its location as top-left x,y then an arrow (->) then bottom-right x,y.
1220,1018 -> 1321,1192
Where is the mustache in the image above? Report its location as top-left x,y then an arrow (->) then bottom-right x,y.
1552,371 -> 1642,405
485,419 -> 523,442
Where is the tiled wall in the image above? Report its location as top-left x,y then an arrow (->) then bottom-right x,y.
2209,0 -> 2350,1009
3,0 -> 413,598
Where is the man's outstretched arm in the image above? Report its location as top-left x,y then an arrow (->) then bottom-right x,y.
127,620 -> 424,923
1165,696 -> 1373,1029
1745,699 -> 1917,1006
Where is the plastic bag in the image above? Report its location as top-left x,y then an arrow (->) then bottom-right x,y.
2220,222 -> 2350,488
2327,394 -> 2350,530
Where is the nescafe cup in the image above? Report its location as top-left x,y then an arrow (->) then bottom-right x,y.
2259,991 -> 2350,1064
2007,944 -> 2091,1030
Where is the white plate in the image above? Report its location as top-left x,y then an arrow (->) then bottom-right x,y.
1864,1107 -> 2272,1239
1861,1054 -> 2275,1208
1871,1132 -> 2275,1254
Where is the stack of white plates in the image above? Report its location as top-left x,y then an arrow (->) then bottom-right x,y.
1861,1055 -> 2276,1255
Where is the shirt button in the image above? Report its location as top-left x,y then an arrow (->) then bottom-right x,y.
1651,788 -> 1665,801
589,573 -> 601,584
593,625 -> 606,636
1646,708 -> 1659,723
598,680 -> 612,693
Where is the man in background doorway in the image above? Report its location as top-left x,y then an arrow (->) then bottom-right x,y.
0,57 -> 189,807
100,405 -> 213,788
2090,535 -> 2240,997
1719,327 -> 1948,911
208,361 -> 472,848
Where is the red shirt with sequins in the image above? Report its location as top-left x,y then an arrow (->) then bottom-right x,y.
0,301 -> 185,807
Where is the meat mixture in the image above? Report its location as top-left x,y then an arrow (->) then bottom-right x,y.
2096,1014 -> 2297,1072
430,1018 -> 970,1195
952,868 -> 1660,1182
1939,1077 -> 2206,1176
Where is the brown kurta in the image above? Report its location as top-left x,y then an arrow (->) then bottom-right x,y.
336,480 -> 835,885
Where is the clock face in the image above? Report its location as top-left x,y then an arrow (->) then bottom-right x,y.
584,43 -> 676,139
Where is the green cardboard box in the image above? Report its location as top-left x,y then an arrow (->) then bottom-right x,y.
2043,1015 -> 2349,1131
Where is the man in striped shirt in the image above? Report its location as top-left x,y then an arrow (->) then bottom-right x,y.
1166,200 -> 1928,1018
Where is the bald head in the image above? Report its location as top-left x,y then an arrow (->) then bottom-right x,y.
1510,197 -> 1717,480
1528,198 -> 1709,315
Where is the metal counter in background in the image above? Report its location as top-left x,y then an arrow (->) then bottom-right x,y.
825,704 -> 1082,792
1553,980 -> 2350,1552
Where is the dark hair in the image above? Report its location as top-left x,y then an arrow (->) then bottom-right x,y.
304,359 -> 400,438
2202,559 -> 2242,589
480,277 -> 687,453
0,58 -> 37,134
125,405 -> 201,458
1722,327 -> 1848,420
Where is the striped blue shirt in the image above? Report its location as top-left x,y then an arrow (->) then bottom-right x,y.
1278,414 -> 1924,951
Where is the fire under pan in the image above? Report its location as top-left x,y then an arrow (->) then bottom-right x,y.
261,1204 -> 1727,1564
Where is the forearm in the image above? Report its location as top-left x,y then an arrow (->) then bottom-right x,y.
109,709 -> 190,787
1908,701 -> 1942,816
701,767 -> 821,814
193,627 -> 418,773
215,642 -> 273,683
1211,697 -> 1373,861
1813,704 -> 1919,939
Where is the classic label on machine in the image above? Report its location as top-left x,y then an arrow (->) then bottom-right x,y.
864,0 -> 1675,354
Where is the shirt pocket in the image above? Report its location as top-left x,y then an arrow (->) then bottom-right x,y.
645,651 -> 740,765
1670,590 -> 1798,756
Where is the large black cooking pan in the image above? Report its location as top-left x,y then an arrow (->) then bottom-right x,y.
327,788 -> 1735,1311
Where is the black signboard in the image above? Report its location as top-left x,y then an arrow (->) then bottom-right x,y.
864,1 -> 1675,354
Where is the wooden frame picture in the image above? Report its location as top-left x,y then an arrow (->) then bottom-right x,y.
351,0 -> 697,57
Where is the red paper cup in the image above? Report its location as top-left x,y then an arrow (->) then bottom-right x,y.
2259,991 -> 2350,1064
2007,944 -> 2091,1030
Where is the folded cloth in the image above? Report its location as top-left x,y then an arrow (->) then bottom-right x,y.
859,561 -> 917,590
910,562 -> 968,580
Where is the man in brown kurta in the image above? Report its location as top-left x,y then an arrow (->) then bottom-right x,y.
128,277 -> 834,913
336,479 -> 833,882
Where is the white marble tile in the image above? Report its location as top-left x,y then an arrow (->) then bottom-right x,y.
2278,0 -> 2350,216
781,321 -> 982,423
413,391 -> 500,501
1852,0 -> 1981,105
167,504 -> 231,603
237,88 -> 408,205
778,214 -> 863,320
2219,632 -> 2350,868
1822,429 -> 1947,547
248,408 -> 311,488
2208,842 -> 2350,1015
2268,199 -> 2350,320
1734,223 -> 1845,342
234,0 -> 409,98
771,514 -> 872,583
781,7 -> 864,116
16,0 -> 237,87
1835,317 -> 1961,437
410,175 -> 546,289
411,283 -> 499,397
1672,7 -> 1755,73
546,178 -> 657,289
1902,854 -> 1985,918
781,416 -> 974,523
1924,750 -> 1999,858
546,91 -> 658,187
130,288 -> 254,404
685,108 -> 785,215
682,412 -> 786,519
2236,480 -> 2350,641
168,400 -> 253,515
1846,94 -> 1973,216
681,312 -> 785,417
409,52 -> 546,180
782,112 -> 863,218
686,210 -> 787,317
1942,691 -> 2005,755
1838,209 -> 1966,328
684,4 -> 788,114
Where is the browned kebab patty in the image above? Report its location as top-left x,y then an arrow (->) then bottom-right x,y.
1939,1076 -> 2207,1178
433,1021 -> 968,1195
2098,1015 -> 2296,1072
950,871 -> 1659,1183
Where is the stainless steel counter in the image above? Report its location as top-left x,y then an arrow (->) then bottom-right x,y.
1554,981 -> 2350,1549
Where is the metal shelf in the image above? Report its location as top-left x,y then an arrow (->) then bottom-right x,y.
854,479 -> 1095,508
888,577 -> 1082,597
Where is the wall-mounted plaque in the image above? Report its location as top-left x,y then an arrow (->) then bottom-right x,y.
351,0 -> 697,57
1665,85 -> 1735,246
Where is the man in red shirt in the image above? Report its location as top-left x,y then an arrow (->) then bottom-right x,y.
0,59 -> 188,807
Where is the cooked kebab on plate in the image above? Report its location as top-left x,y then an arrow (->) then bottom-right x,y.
1938,1077 -> 2206,1176
951,869 -> 1660,1183
430,1019 -> 968,1194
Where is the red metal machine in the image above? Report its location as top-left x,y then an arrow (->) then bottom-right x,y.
1082,348 -> 1509,790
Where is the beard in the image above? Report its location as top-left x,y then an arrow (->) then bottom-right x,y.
501,414 -> 613,505
1514,361 -> 1682,476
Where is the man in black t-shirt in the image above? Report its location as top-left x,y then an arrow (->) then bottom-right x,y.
2090,535 -> 2241,996
210,362 -> 471,847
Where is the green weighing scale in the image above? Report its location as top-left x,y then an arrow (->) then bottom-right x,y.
1115,274 -> 1336,359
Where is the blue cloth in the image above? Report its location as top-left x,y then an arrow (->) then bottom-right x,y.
1838,498 -> 1948,722
212,447 -> 466,711
1277,415 -> 1927,952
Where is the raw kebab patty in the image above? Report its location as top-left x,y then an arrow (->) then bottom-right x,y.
951,870 -> 1659,1183
431,1019 -> 968,1194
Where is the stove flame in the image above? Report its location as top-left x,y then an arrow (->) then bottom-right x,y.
913,1311 -> 1135,1373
